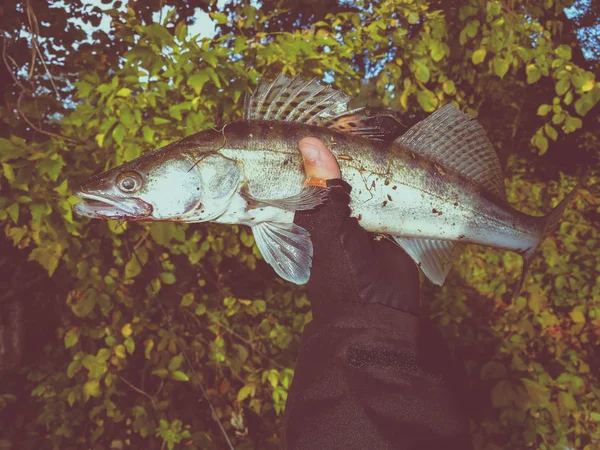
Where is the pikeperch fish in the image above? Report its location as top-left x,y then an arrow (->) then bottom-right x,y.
73,74 -> 579,293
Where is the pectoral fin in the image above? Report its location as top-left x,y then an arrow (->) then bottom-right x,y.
252,221 -> 313,284
242,185 -> 328,211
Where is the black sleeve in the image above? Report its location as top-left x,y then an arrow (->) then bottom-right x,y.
281,180 -> 472,450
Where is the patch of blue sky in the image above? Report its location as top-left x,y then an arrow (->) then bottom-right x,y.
57,0 -> 227,47
563,0 -> 599,61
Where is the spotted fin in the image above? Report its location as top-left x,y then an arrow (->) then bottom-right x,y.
242,185 -> 328,211
244,74 -> 399,141
392,237 -> 465,286
252,221 -> 313,284
396,104 -> 507,200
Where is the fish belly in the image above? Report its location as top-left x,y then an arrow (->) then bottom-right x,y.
343,166 -> 542,255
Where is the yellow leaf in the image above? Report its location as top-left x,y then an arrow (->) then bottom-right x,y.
116,87 -> 131,97
121,323 -> 133,337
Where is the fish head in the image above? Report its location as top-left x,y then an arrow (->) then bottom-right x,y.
74,129 -> 243,223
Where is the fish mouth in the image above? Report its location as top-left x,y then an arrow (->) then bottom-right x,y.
73,192 -> 153,220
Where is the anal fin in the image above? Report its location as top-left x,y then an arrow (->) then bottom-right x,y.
392,237 -> 465,286
252,221 -> 313,284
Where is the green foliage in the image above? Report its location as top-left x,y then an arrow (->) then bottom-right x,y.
0,0 -> 598,449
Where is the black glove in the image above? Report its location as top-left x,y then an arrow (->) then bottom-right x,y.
281,180 -> 471,450
295,179 -> 420,319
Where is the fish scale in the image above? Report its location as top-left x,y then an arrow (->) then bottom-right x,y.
73,74 -> 580,296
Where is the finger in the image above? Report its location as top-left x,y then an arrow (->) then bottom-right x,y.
298,137 -> 341,181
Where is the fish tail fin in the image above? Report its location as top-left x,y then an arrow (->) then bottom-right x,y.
514,180 -> 582,299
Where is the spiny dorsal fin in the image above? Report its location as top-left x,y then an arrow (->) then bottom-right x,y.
396,104 -> 507,200
243,74 -> 399,141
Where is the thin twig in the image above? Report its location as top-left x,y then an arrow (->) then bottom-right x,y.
118,375 -> 156,407
2,30 -> 77,143
25,0 -> 60,97
16,90 -> 76,142
134,229 -> 151,251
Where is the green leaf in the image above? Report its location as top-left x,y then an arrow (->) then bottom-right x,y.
64,328 -> 80,349
169,355 -> 184,372
152,117 -> 170,125
558,391 -> 577,410
83,380 -> 101,400
38,157 -> 65,182
123,144 -> 141,162
490,380 -> 512,407
181,293 -> 195,307
151,222 -> 176,246
195,304 -> 206,316
416,89 -> 438,112
210,12 -> 228,25
125,257 -> 142,279
171,371 -> 189,382
493,57 -> 509,78
175,22 -> 188,42
114,344 -> 126,358
537,104 -> 551,116
544,124 -> 558,141
113,124 -> 126,145
526,64 -> 541,84
119,106 -> 135,126
142,125 -> 155,143
413,61 -> 430,83
237,385 -> 254,402
407,12 -> 419,24
555,77 -> 571,96
522,378 -> 550,405
124,337 -> 135,355
72,289 -> 96,318
574,89 -> 600,116
152,368 -> 169,379
253,299 -> 266,313
555,44 -> 572,60
569,310 -> 585,323
564,115 -> 582,133
534,133 -> 548,155
145,23 -> 175,47
472,48 -> 487,65
6,203 -> 18,223
481,361 -> 507,380
430,41 -> 445,62
160,272 -> 176,284
97,348 -> 111,361
188,71 -> 210,95
144,340 -> 154,359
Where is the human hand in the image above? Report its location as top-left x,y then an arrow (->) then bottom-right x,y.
294,137 -> 420,319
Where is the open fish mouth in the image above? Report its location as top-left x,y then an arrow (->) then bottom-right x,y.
73,192 -> 153,220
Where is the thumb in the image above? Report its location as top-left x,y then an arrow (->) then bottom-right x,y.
298,137 -> 341,182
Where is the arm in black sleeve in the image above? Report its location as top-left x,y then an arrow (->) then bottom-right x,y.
281,180 -> 472,450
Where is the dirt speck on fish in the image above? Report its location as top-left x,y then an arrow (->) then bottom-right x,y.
73,74 -> 580,295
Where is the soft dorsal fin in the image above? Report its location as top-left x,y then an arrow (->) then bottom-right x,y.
396,104 -> 507,200
243,74 -> 399,141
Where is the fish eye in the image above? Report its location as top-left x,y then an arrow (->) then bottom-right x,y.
117,172 -> 142,193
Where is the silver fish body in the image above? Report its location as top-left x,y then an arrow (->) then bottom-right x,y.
73,75 -> 578,291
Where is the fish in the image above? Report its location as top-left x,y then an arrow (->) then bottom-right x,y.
73,74 -> 579,294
